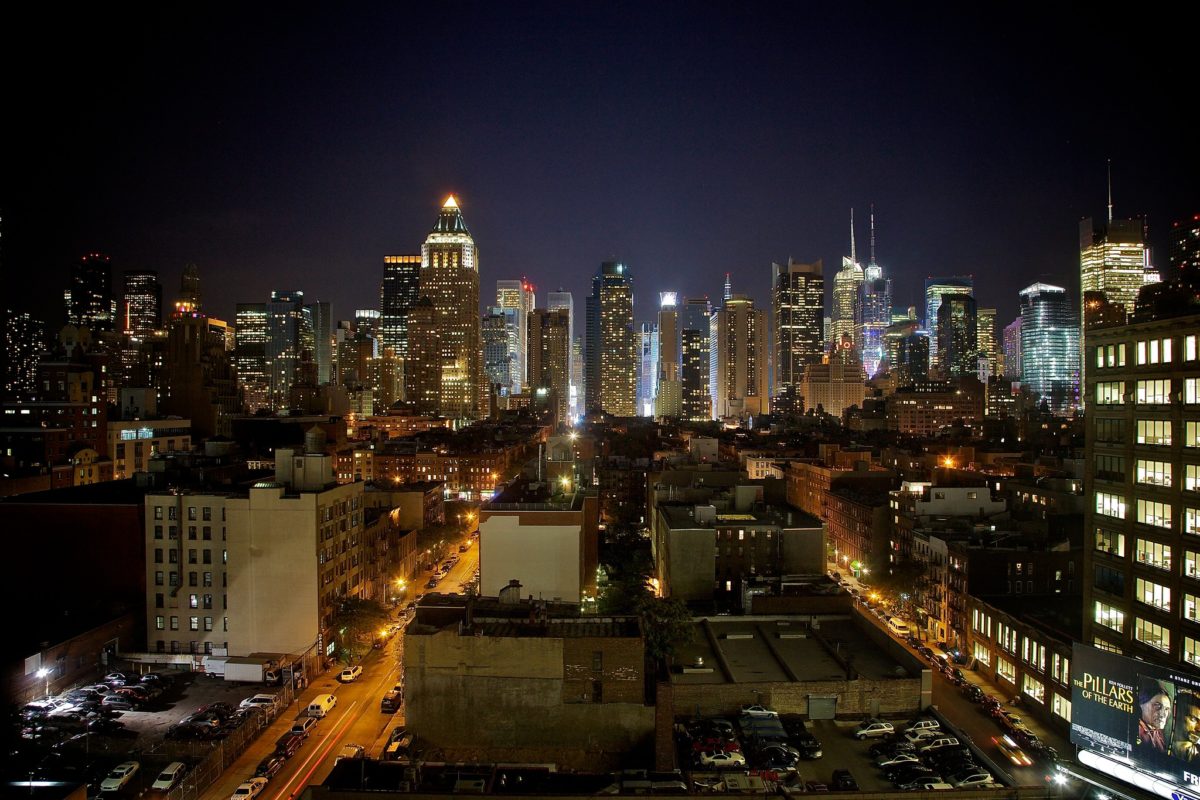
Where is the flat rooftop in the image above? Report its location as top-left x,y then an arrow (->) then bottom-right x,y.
660,503 -> 822,530
673,616 -> 910,686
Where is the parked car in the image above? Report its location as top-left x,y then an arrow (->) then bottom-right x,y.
698,750 -> 746,768
230,777 -> 268,799
240,693 -> 279,713
151,762 -> 188,792
100,761 -> 140,793
757,743 -> 800,769
336,743 -> 366,762
854,719 -> 895,739
904,718 -> 941,735
869,740 -> 915,758
876,752 -> 921,768
339,665 -> 364,683
951,771 -> 994,788
254,754 -> 286,779
830,770 -> 858,791
740,704 -> 778,718
290,716 -> 317,737
425,577 -> 439,589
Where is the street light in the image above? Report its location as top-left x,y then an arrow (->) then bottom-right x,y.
36,667 -> 50,697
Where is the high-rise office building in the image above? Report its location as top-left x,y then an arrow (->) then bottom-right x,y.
313,301 -> 333,385
496,280 -> 535,394
1003,317 -> 1022,380
681,298 -> 712,421
235,304 -> 269,412
772,259 -> 824,414
69,253 -> 115,332
656,293 -> 682,418
637,322 -> 659,417
1018,283 -> 1079,414
1169,214 -> 1200,278
976,307 -> 998,379
353,309 -> 380,345
527,308 -> 571,424
925,276 -> 974,370
831,214 -> 863,353
266,290 -> 312,410
0,308 -> 45,400
885,321 -> 927,385
404,297 -> 440,415
1080,218 -> 1147,320
380,254 -> 421,357
1083,311 -> 1200,670
122,270 -> 162,336
935,294 -> 977,378
419,196 -> 483,419
481,308 -> 512,391
710,295 -> 768,420
584,261 -> 636,417
547,291 -> 575,419
163,267 -> 240,438
857,209 -> 891,379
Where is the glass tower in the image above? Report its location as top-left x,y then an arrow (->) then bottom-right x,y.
1019,282 -> 1079,414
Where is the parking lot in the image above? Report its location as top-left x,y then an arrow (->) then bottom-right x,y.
13,667 -> 293,797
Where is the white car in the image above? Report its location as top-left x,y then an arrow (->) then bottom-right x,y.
239,693 -> 278,712
100,762 -> 140,792
230,777 -> 268,799
339,665 -> 364,683
336,743 -> 366,762
854,719 -> 895,739
740,704 -> 778,718
698,750 -> 747,768
903,728 -> 941,744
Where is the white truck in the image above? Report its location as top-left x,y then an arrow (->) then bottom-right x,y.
223,657 -> 280,684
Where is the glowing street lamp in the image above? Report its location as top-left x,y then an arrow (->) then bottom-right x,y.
36,667 -> 51,697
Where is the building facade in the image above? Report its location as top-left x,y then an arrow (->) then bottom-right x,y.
773,259 -> 824,414
584,261 -> 636,417
1018,282 -> 1080,414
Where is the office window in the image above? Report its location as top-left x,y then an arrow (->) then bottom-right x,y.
1137,420 -> 1173,445
1136,539 -> 1173,571
1188,335 -> 1199,361
1188,378 -> 1200,405
1096,418 -> 1125,443
1096,492 -> 1127,520
997,657 -> 1016,683
1094,601 -> 1125,633
1052,693 -> 1072,722
1137,499 -> 1172,529
1186,551 -> 1200,579
1136,338 -> 1173,365
155,616 -> 164,630
1135,577 -> 1171,611
1137,380 -> 1172,405
1188,422 -> 1200,449
1095,381 -> 1125,405
1136,459 -> 1173,488
1023,675 -> 1045,703
1095,454 -> 1126,482
1186,594 -> 1200,623
1052,653 -> 1070,685
1096,528 -> 1126,557
1189,465 -> 1200,493
1134,618 -> 1170,653
972,642 -> 991,666
1187,637 -> 1200,668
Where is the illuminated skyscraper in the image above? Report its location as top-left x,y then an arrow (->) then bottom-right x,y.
976,307 -> 998,379
1169,214 -> 1200,278
681,298 -> 712,421
1018,282 -> 1079,414
857,210 -> 891,379
235,303 -> 269,412
637,322 -> 659,417
69,253 -> 115,332
831,212 -> 863,353
312,301 -> 333,385
380,254 -> 421,357
481,308 -> 512,391
1002,317 -> 1022,380
528,307 -> 571,424
772,259 -> 823,414
266,290 -> 313,409
0,308 -> 45,400
1079,216 -> 1145,393
419,196 -> 483,419
656,293 -> 682,418
584,261 -> 636,416
710,295 -> 768,420
122,270 -> 162,336
547,291 -> 575,418
404,297 -> 440,415
496,279 -> 535,393
924,276 -> 973,369
935,294 -> 977,378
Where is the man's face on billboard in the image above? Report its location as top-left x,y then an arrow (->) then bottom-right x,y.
1143,692 -> 1171,730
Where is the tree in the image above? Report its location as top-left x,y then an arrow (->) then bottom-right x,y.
331,598 -> 391,663
636,595 -> 694,662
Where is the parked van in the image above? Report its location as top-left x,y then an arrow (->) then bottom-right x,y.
151,762 -> 187,791
381,690 -> 403,713
887,617 -> 910,635
290,716 -> 317,737
918,736 -> 961,753
307,693 -> 337,718
275,733 -> 305,758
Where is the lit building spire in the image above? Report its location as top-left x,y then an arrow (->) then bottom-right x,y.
724,273 -> 732,301
443,194 -> 459,209
849,208 -> 857,265
869,204 -> 877,267
1106,159 -> 1112,224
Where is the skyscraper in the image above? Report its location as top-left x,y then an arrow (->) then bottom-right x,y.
656,293 -> 682,418
772,259 -> 824,414
856,209 -> 891,379
69,253 -> 115,331
163,266 -> 240,438
710,295 -> 768,420
496,280 -> 535,394
976,307 -> 998,379
547,291 -> 575,419
1169,214 -> 1200,278
637,322 -> 659,417
1018,282 -> 1079,414
235,303 -> 269,412
481,308 -> 512,391
831,212 -> 864,353
924,276 -> 974,369
122,270 -> 162,336
1002,317 -> 1022,380
404,297 -> 440,415
935,294 -> 977,378
584,261 -> 636,417
527,308 -> 571,424
312,301 -> 333,385
266,290 -> 312,409
1079,220 -> 1147,319
0,308 -> 45,400
380,254 -> 421,357
419,196 -> 483,419
681,298 -> 712,421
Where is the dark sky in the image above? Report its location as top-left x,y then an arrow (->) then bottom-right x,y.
3,3 -> 1196,331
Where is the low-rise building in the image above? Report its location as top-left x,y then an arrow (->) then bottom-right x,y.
108,419 -> 192,478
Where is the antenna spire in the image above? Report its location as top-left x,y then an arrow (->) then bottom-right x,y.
724,273 -> 732,301
1107,159 -> 1113,223
869,204 -> 877,266
849,208 -> 857,265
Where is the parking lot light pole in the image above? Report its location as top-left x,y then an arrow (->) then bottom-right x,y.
36,667 -> 51,698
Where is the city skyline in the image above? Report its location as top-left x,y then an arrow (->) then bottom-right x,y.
3,5 -> 1195,330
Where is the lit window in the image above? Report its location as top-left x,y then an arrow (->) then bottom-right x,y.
1052,693 -> 1072,722
1096,492 -> 1127,520
1135,577 -> 1171,611
1136,459 -> 1173,487
1137,420 -> 1172,445
1134,617 -> 1169,653
1137,499 -> 1172,529
1094,601 -> 1125,633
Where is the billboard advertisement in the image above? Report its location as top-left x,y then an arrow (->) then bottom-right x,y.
1072,644 -> 1200,789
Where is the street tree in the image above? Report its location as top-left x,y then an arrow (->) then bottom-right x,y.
332,598 -> 391,663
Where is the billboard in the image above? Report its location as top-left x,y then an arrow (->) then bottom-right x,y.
1072,644 -> 1200,789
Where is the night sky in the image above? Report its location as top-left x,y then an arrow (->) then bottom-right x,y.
3,4 -> 1196,330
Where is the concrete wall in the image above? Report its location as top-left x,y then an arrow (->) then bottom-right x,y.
663,675 -> 922,721
665,527 -> 717,602
480,515 -> 581,602
406,630 -> 653,760
779,525 -> 825,573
